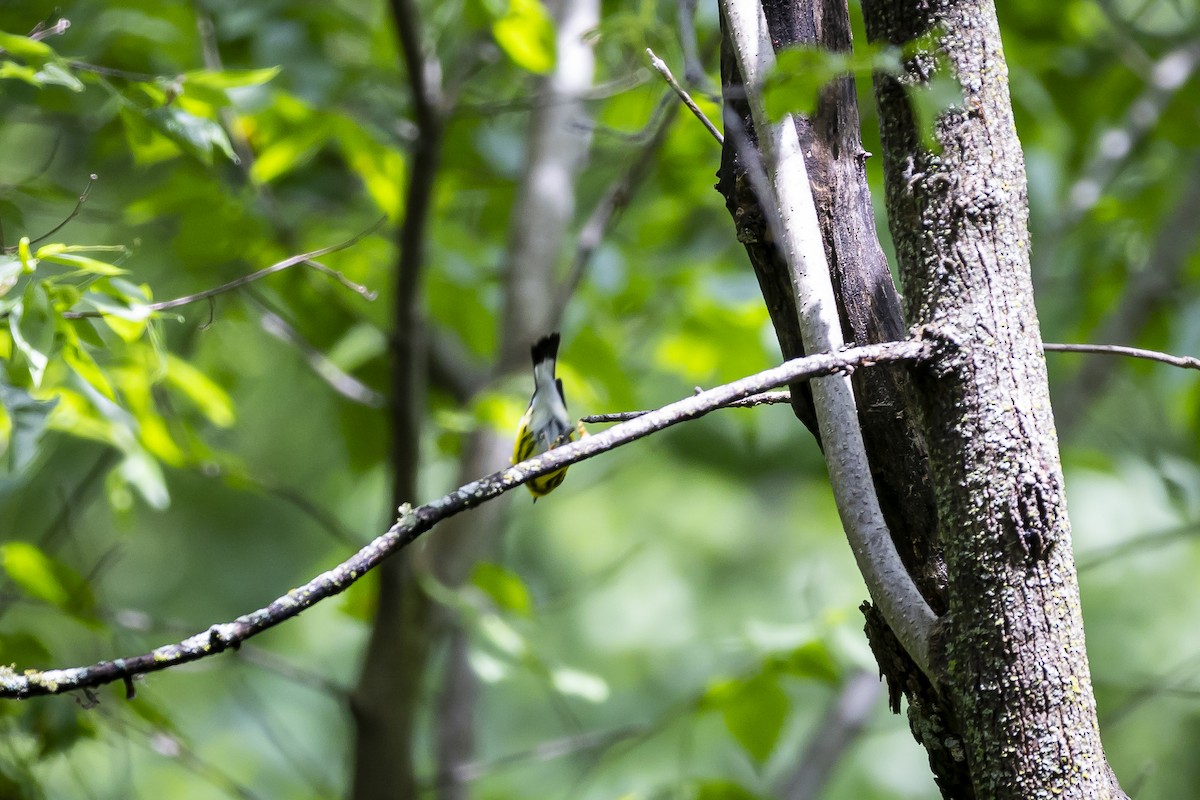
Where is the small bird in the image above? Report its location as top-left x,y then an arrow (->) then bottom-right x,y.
512,333 -> 580,500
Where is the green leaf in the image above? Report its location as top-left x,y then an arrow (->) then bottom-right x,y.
471,562 -> 533,616
0,32 -> 54,62
62,343 -> 117,401
773,640 -> 842,685
0,379 -> 56,473
707,673 -> 789,766
9,283 -> 54,386
99,313 -> 148,343
119,106 -> 182,164
0,542 -> 93,618
146,106 -> 237,165
333,122 -> 405,220
78,291 -> 151,321
119,104 -> 238,165
493,0 -> 556,74
79,287 -> 151,342
46,387 -> 125,450
182,66 -> 281,90
0,60 -> 44,87
34,61 -> 84,92
250,126 -> 329,183
164,354 -> 234,428
117,449 -> 170,510
35,244 -> 128,276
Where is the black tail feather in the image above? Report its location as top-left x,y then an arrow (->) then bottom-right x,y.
530,332 -> 560,367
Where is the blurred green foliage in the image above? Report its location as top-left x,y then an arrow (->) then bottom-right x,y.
0,0 -> 1197,798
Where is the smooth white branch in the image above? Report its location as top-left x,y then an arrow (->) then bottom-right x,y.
721,0 -> 937,675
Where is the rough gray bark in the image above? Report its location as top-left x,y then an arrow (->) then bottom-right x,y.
861,0 -> 1129,797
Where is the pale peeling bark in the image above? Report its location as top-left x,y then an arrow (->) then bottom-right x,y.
861,0 -> 1128,796
721,0 -> 936,676
717,0 -> 945,603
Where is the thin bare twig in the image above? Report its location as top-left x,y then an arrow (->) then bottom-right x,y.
455,73 -> 647,118
1043,341 -> 1200,371
582,341 -> 1200,426
64,60 -> 164,83
0,339 -> 928,700
254,307 -> 386,408
301,259 -> 377,299
20,173 -> 99,249
646,48 -> 723,144
444,724 -> 648,785
61,219 -> 384,319
1077,520 -> 1200,573
555,90 -> 678,316
235,645 -> 350,698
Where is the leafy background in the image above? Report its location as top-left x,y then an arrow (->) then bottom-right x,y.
0,0 -> 1197,798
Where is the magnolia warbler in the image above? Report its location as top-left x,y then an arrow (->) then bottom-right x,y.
512,332 -> 583,500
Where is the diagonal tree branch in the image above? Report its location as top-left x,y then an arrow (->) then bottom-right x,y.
581,390 -> 790,422
0,339 -> 927,700
1064,41 -> 1200,222
645,49 -> 723,144
555,89 -> 679,318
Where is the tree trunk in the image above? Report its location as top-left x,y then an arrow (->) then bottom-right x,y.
350,2 -> 444,797
861,0 -> 1129,796
720,0 -> 1132,795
